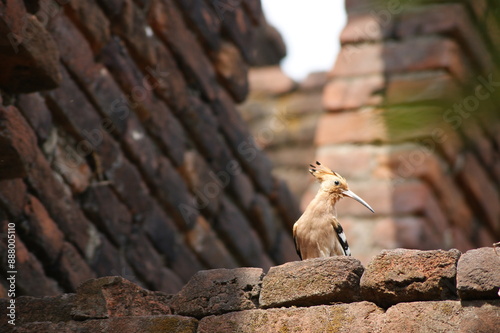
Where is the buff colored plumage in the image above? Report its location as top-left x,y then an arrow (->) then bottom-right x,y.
293,161 -> 374,260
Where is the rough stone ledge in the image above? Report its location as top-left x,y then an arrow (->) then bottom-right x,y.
2,248 -> 499,332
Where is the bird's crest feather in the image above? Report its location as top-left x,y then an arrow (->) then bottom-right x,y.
309,161 -> 341,182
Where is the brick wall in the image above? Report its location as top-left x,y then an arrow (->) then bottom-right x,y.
2,247 -> 498,332
0,0 -> 301,297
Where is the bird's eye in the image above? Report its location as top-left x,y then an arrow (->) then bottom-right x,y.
334,180 -> 340,186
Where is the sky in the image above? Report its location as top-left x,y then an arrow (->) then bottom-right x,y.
261,0 -> 347,81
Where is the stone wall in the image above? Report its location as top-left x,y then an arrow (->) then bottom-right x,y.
2,247 -> 498,332
0,0 -> 301,298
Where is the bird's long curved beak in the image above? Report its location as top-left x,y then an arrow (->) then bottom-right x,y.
342,190 -> 375,213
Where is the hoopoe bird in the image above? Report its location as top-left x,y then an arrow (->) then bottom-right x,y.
293,161 -> 374,260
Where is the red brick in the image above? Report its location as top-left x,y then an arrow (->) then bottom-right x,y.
149,40 -> 190,112
22,195 -> 65,265
395,4 -> 493,74
57,241 -> 96,292
316,144 -> 376,180
9,234 -> 62,296
225,167 -> 256,211
142,202 -> 205,282
208,0 -> 254,62
457,153 -> 500,234
149,0 -> 218,101
333,37 -> 469,83
80,186 -> 132,246
125,230 -> 184,293
99,38 -> 187,165
48,13 -> 96,81
248,66 -> 295,95
173,0 -> 221,51
450,226 -> 475,253
0,178 -> 28,217
249,194 -> 278,250
64,0 -> 111,54
52,138 -> 92,195
215,196 -> 273,270
270,179 -> 302,231
0,106 -> 38,179
19,133 -> 93,255
89,235 -> 138,283
183,150 -> 222,216
16,93 -> 53,144
0,1 -> 61,93
212,41 -> 249,102
386,146 -> 473,233
323,75 -> 384,111
386,71 -> 461,105
315,109 -> 386,145
186,215 -> 239,269
340,12 -> 394,44
269,227 -> 301,264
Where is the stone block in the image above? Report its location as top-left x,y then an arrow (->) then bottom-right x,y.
457,247 -> 500,300
16,316 -> 197,333
72,276 -> 171,319
198,302 -> 384,333
382,300 -> 500,333
360,248 -> 461,307
170,267 -> 264,318
260,257 -> 364,308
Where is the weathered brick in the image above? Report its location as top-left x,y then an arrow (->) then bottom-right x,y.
88,235 -> 137,280
457,247 -> 500,300
316,144 -> 377,181
0,178 -> 28,217
0,294 -> 75,330
0,1 -> 61,93
385,71 -> 461,105
125,229 -> 184,294
173,0 -> 221,51
64,0 -> 111,54
323,75 -> 384,111
333,37 -> 469,83
198,302 -> 384,333
361,248 -> 461,307
7,234 -> 62,296
99,37 -> 187,165
208,0 -> 254,62
171,267 -> 264,318
186,215 -> 239,269
270,178 -> 302,230
80,186 -> 132,246
248,66 -> 295,95
315,109 -> 386,146
0,106 -> 38,180
21,195 -> 65,265
395,4 -> 493,73
260,257 -> 364,308
149,0 -> 218,101
16,93 -> 53,144
457,153 -> 500,234
249,194 -> 278,250
56,242 -> 96,292
142,202 -> 205,282
340,12 -> 394,44
72,276 -> 170,319
386,145 -> 473,233
183,150 -> 223,216
215,196 -> 273,269
16,315 -> 198,333
212,41 -> 249,102
382,300 -> 500,333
